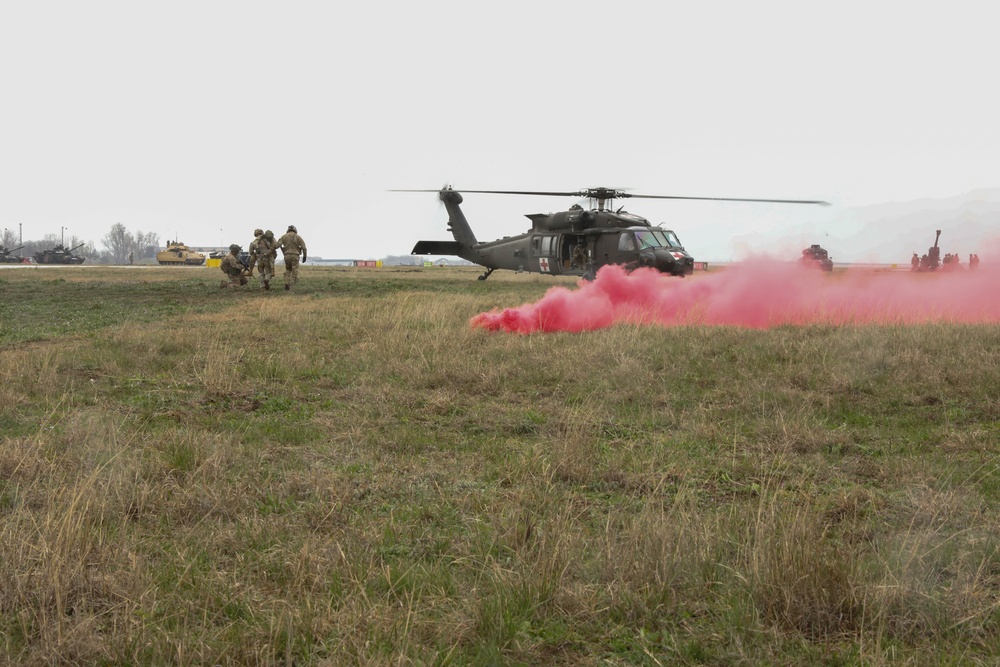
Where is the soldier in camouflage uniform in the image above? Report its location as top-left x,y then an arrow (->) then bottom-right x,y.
277,224 -> 307,291
219,244 -> 249,288
246,228 -> 264,275
253,230 -> 278,290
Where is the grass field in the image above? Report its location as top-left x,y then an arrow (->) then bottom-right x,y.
1,265 -> 999,665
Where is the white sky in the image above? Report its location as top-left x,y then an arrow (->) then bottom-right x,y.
1,1 -> 997,261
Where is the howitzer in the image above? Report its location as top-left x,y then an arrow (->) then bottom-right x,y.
917,229 -> 943,272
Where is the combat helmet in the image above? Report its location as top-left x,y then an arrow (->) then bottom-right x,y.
254,228 -> 263,237
287,225 -> 297,233
229,244 -> 241,253
264,230 -> 274,240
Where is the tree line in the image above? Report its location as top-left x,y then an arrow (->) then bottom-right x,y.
1,224 -> 160,264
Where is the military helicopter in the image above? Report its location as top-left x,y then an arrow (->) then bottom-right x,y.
402,186 -> 828,280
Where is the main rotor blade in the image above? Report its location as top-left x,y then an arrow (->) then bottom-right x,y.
626,193 -> 830,206
390,188 -> 593,197
390,188 -> 830,206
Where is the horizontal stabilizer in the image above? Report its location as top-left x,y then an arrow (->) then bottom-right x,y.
411,240 -> 462,255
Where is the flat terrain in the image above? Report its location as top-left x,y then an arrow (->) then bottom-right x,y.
1,265 -> 999,665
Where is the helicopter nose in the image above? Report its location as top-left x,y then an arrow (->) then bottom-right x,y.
637,249 -> 658,268
651,249 -> 675,272
651,249 -> 693,276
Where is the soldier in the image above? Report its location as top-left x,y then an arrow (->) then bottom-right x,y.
219,244 -> 249,288
572,241 -> 587,269
277,224 -> 307,291
911,252 -> 919,271
246,228 -> 264,275
254,230 -> 277,290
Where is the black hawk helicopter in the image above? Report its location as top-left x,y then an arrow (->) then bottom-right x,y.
402,186 -> 828,281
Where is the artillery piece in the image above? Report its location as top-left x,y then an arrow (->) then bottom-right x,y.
1,245 -> 25,263
916,230 -> 942,272
34,243 -> 86,265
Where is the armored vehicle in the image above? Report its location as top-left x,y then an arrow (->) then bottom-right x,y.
1,245 -> 25,263
156,241 -> 206,266
799,244 -> 834,271
34,243 -> 86,264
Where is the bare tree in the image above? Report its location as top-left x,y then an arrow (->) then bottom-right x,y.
134,230 -> 160,260
2,228 -> 20,250
103,223 -> 133,264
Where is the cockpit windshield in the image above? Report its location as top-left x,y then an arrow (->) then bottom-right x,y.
633,230 -> 660,249
627,228 -> 684,250
653,228 -> 682,248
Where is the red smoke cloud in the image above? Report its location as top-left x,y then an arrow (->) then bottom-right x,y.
471,260 -> 1000,333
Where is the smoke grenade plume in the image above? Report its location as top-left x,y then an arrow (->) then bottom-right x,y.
471,260 -> 1000,334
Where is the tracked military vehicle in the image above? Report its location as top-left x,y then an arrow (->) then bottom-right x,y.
34,243 -> 86,264
156,241 -> 206,266
799,244 -> 833,271
1,245 -> 25,263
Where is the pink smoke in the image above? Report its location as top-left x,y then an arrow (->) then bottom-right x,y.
470,260 -> 1000,333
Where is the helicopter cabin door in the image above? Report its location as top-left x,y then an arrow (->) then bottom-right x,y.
530,234 -> 559,274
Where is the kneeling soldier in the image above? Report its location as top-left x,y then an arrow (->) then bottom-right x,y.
220,244 -> 249,288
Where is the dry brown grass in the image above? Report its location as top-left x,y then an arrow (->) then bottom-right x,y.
2,266 -> 1000,664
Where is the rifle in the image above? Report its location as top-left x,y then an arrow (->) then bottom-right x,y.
236,254 -> 256,279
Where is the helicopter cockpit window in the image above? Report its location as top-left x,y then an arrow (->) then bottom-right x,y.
654,229 -> 682,248
618,233 -> 636,252
633,230 -> 660,250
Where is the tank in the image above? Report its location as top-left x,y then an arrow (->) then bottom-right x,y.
34,243 -> 86,264
799,244 -> 833,271
156,241 -> 206,266
0,245 -> 25,263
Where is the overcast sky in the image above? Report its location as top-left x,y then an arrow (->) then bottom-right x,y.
1,1 -> 996,261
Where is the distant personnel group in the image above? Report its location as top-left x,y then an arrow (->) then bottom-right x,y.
220,225 -> 307,291
910,251 -> 981,272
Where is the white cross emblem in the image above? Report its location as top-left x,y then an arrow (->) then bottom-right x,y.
539,257 -> 550,272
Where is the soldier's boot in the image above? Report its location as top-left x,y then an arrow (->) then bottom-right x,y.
285,283 -> 290,291
263,280 -> 270,291
220,280 -> 229,289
